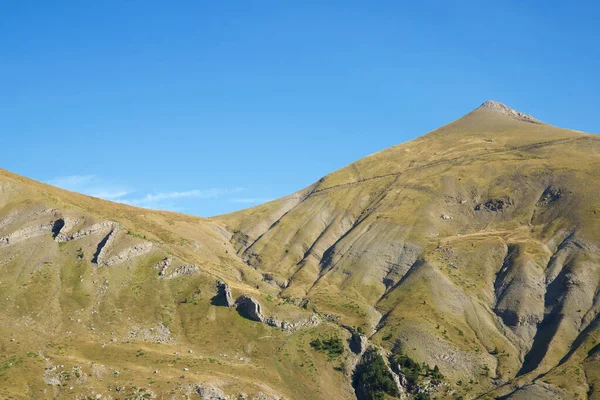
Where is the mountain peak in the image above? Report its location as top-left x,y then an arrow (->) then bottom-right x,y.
476,100 -> 541,124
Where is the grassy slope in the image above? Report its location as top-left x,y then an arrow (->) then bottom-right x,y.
0,170 -> 355,399
2,103 -> 600,399
216,105 -> 600,398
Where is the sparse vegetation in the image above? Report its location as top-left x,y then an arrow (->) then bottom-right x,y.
390,348 -> 444,394
354,350 -> 399,400
0,101 -> 598,398
310,336 -> 344,358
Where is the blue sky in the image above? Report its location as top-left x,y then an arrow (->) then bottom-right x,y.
2,1 -> 599,216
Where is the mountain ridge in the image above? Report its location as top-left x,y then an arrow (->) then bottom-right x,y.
475,100 -> 542,124
215,101 -> 600,398
1,102 -> 600,399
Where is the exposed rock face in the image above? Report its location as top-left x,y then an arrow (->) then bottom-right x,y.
190,384 -> 282,400
101,242 -> 154,266
128,323 -> 173,344
154,258 -> 200,279
505,381 -> 567,399
252,393 -> 282,400
215,280 -> 234,307
55,221 -> 117,242
93,225 -> 119,265
0,207 -> 58,230
350,331 -> 369,355
265,316 -> 283,329
537,186 -> 563,206
493,243 -> 545,345
478,100 -> 541,124
262,273 -> 289,289
235,295 -> 265,322
0,220 -> 63,247
52,218 -> 79,240
281,314 -> 321,333
264,314 -> 321,333
475,197 -> 513,212
155,257 -> 171,276
161,264 -> 200,279
194,384 -> 229,400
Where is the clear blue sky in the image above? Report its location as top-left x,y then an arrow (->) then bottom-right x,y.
2,1 -> 599,216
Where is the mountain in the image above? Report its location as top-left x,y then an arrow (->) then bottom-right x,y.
1,101 -> 599,399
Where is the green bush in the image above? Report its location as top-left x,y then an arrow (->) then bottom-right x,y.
430,365 -> 444,381
391,350 -> 444,388
354,350 -> 399,400
310,336 -> 344,358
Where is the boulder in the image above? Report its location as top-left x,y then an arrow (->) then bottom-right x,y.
475,197 -> 513,212
195,384 -> 229,400
161,264 -> 199,279
350,331 -> 369,355
155,257 -> 171,276
214,280 -> 235,307
265,316 -> 283,329
235,295 -> 265,322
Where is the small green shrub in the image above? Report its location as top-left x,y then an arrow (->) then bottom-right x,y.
391,349 -> 444,390
310,336 -> 344,358
354,350 -> 399,400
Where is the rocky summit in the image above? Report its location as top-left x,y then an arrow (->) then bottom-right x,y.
1,101 -> 600,399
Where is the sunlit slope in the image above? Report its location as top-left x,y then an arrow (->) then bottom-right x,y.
3,100 -> 600,399
218,101 -> 600,398
0,169 -> 356,400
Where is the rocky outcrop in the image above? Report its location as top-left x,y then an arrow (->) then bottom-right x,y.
234,294 -> 320,332
537,186 -> 563,206
235,295 -> 265,322
265,314 -> 322,333
154,258 -> 200,279
475,197 -> 513,212
100,241 -> 154,266
195,384 -> 229,400
281,314 -> 321,333
0,220 -> 64,248
55,221 -> 117,242
93,225 -> 119,265
252,392 -> 282,400
214,280 -> 234,307
191,385 -> 282,400
234,293 -> 320,332
155,257 -> 171,276
350,331 -> 369,355
161,264 -> 200,279
265,316 -> 283,328
478,100 -> 541,124
128,323 -> 173,344
52,218 -> 78,240
504,381 -> 567,399
262,273 -> 289,289
0,207 -> 58,230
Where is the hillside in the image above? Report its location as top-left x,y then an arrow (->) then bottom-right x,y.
217,101 -> 600,399
2,101 -> 600,399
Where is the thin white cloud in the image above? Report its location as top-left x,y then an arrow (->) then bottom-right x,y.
47,174 -> 245,212
123,188 -> 243,208
87,190 -> 132,200
47,175 -> 131,200
229,197 -> 271,204
47,175 -> 95,188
